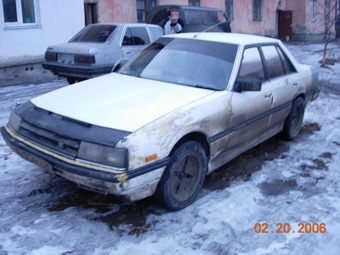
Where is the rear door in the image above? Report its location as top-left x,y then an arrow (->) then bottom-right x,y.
260,44 -> 299,128
122,26 -> 151,60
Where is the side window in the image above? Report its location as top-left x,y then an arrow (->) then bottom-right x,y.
122,27 -> 150,46
261,45 -> 285,79
122,28 -> 133,45
277,47 -> 297,74
238,47 -> 265,81
184,10 -> 202,25
201,11 -> 218,25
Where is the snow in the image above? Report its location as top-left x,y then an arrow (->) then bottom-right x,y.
0,41 -> 340,255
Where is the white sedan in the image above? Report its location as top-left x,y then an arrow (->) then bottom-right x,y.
1,33 -> 319,210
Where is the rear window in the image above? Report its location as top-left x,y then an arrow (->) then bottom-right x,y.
69,25 -> 117,43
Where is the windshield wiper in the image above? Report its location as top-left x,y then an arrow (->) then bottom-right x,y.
193,84 -> 210,90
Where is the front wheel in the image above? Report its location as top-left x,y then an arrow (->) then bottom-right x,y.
155,141 -> 207,211
281,97 -> 305,141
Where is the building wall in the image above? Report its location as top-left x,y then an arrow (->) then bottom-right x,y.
0,0 -> 84,86
232,0 -> 283,37
158,0 -> 188,5
286,0 -> 336,40
93,0 -> 337,39
0,0 -> 84,60
95,0 -> 137,23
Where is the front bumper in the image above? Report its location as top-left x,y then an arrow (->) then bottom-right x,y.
42,61 -> 114,79
1,125 -> 167,201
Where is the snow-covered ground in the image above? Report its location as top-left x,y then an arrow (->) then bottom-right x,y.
0,42 -> 339,255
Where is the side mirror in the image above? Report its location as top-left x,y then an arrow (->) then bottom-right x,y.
234,77 -> 262,93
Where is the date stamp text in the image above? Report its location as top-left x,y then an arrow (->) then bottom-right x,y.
254,222 -> 326,234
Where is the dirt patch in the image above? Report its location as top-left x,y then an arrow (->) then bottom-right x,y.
49,190 -> 121,213
48,189 -> 163,235
300,158 -> 328,171
320,152 -> 333,159
94,202 -> 161,236
204,136 -> 290,191
299,122 -> 321,135
258,179 -> 297,196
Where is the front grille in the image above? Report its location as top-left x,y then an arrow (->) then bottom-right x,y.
19,120 -> 80,158
13,101 -> 131,154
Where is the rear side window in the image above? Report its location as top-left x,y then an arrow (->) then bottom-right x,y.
277,47 -> 297,74
122,27 -> 150,46
238,47 -> 265,81
261,45 -> 285,79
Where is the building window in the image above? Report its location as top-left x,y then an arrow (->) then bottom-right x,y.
84,2 -> 98,25
189,0 -> 200,7
312,0 -> 317,20
2,0 -> 40,27
137,0 -> 156,22
253,0 -> 262,21
336,0 -> 340,28
225,0 -> 233,20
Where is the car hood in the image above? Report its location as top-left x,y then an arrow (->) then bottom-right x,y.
30,73 -> 214,132
47,42 -> 116,54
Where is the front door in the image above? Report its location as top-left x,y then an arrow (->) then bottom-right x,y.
228,47 -> 272,152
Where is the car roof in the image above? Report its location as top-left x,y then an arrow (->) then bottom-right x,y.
163,32 -> 281,46
89,23 -> 161,28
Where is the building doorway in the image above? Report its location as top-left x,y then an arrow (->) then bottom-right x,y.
84,2 -> 98,25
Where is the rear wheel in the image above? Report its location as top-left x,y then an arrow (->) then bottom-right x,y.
66,76 -> 85,84
155,141 -> 207,211
281,97 -> 305,140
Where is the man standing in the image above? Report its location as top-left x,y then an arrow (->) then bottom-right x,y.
163,6 -> 183,34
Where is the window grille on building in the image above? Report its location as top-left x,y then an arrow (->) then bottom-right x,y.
137,0 -> 156,22
189,0 -> 200,7
253,0 -> 262,21
2,0 -> 39,27
225,0 -> 234,20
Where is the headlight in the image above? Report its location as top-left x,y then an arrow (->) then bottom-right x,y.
77,141 -> 128,169
8,110 -> 22,131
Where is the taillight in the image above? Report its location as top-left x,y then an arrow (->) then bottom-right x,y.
74,55 -> 95,64
45,51 -> 57,61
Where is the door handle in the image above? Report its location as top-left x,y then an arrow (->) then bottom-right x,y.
265,93 -> 272,98
293,82 -> 298,86
125,51 -> 131,54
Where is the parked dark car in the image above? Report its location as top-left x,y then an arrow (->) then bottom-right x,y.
146,5 -> 231,33
42,23 -> 163,84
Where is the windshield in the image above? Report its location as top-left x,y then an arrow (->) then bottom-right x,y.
119,38 -> 237,90
69,25 -> 117,43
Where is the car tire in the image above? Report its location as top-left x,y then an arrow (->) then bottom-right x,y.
155,141 -> 207,211
281,97 -> 305,141
66,76 -> 85,85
